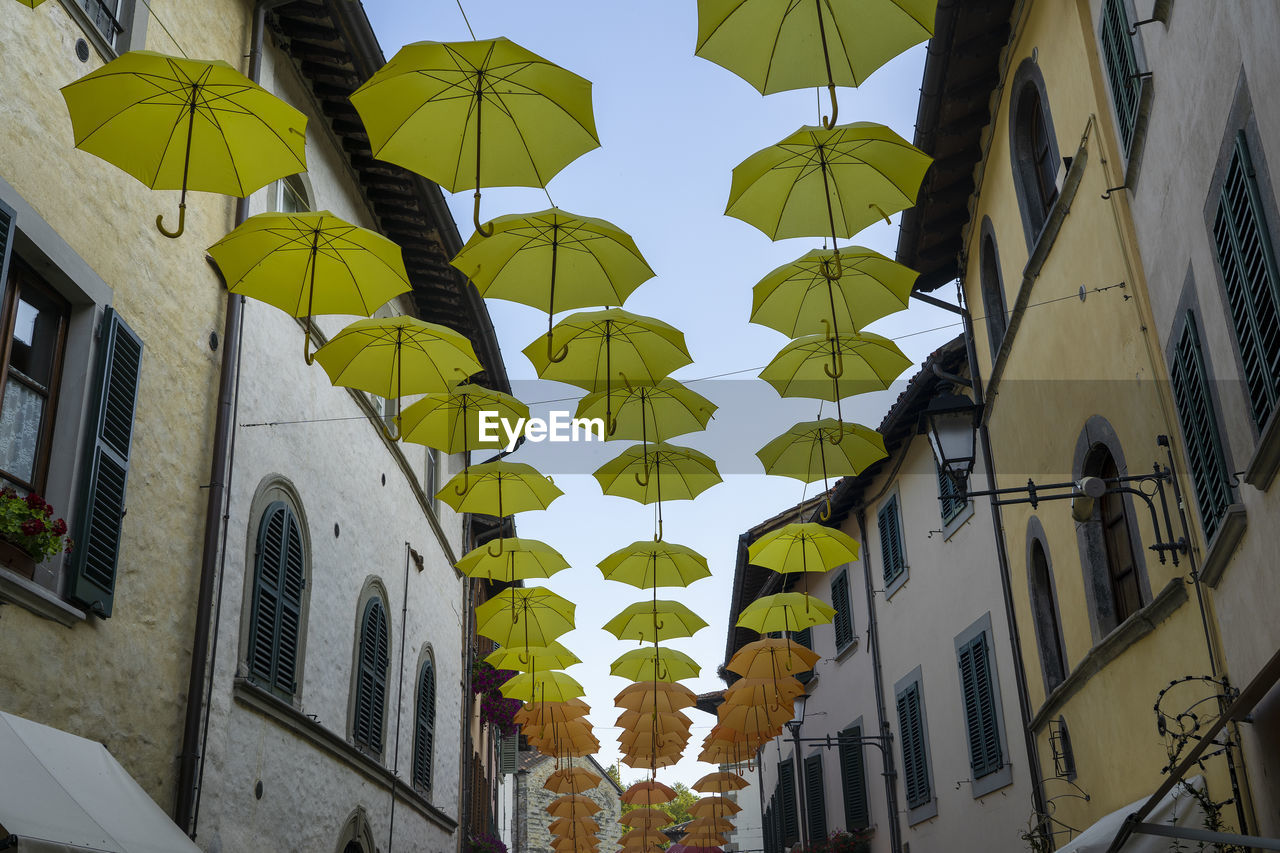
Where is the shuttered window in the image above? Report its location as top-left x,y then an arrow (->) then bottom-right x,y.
896,681 -> 931,809
1213,131 -> 1280,428
498,732 -> 518,775
778,760 -> 798,845
804,752 -> 827,840
353,597 -> 390,754
878,496 -> 905,587
831,569 -> 854,651
413,658 -> 436,792
1099,0 -> 1142,152
937,462 -> 965,524
958,632 -> 1003,778
247,502 -> 306,699
69,307 -> 142,617
1171,313 -> 1233,538
838,725 -> 869,830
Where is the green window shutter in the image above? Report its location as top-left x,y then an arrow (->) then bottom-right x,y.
69,307 -> 143,617
353,598 -> 390,753
896,682 -> 931,808
1099,0 -> 1142,152
778,760 -> 798,844
838,725 -> 869,830
413,659 -> 436,791
831,570 -> 854,651
499,731 -> 518,775
247,502 -> 305,698
937,463 -> 965,524
804,752 -> 827,841
959,633 -> 1003,778
1213,131 -> 1280,427
878,496 -> 904,586
793,627 -> 812,650
1171,313 -> 1233,538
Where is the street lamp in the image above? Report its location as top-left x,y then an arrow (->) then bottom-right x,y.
785,695 -> 809,852
921,393 -> 982,490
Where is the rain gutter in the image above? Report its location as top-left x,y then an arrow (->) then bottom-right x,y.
175,0 -> 290,834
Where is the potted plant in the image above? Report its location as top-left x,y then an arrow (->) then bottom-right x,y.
466,831 -> 508,853
0,488 -> 72,580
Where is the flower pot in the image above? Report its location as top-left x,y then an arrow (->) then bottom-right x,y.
0,537 -> 38,580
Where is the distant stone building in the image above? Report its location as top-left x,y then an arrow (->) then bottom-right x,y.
512,752 -> 624,853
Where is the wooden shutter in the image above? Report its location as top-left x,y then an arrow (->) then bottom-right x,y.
896,683 -> 931,808
959,633 -> 1003,778
937,463 -> 965,524
838,725 -> 869,830
499,732 -> 518,775
778,760 -> 798,844
878,497 -> 904,586
1213,131 -> 1280,427
831,570 -> 854,651
804,752 -> 827,840
1100,0 -> 1142,151
247,502 -> 305,697
793,627 -> 812,650
353,598 -> 390,753
413,659 -> 436,791
70,307 -> 142,617
1171,313 -> 1233,538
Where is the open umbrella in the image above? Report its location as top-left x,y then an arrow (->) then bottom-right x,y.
350,38 -> 599,233
208,211 -> 410,362
617,729 -> 688,753
499,670 -> 584,704
598,540 -> 711,589
748,522 -> 861,574
727,637 -> 821,679
620,808 -> 672,828
715,702 -> 789,736
615,681 -> 698,713
576,378 -> 717,442
485,641 -> 580,673
692,771 -> 750,794
722,675 -> 806,711
686,817 -> 736,833
619,829 -> 671,849
474,586 -> 576,649
547,794 -> 602,819
757,419 -> 887,518
514,698 -> 589,727
529,723 -> 600,758
621,750 -> 682,771
550,838 -> 599,853
616,708 -> 693,732
438,461 -> 564,554
525,308 -> 692,396
621,780 -> 677,806
604,600 -> 708,643
545,767 -> 602,794
61,51 -> 307,237
610,647 -> 700,683
549,817 -> 600,837
736,591 -> 836,634
457,537 -> 569,583
594,443 -> 722,538
400,383 -> 529,454
759,332 -> 911,420
689,797 -> 743,818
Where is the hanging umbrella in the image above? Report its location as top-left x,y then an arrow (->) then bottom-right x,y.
474,586 -> 576,648
619,829 -> 670,848
622,750 -> 682,771
598,540 -> 711,588
400,383 -> 529,454
692,771 -> 750,794
621,808 -> 672,828
485,641 -> 580,673
727,638 -> 822,679
61,50 -> 307,237
689,797 -> 743,818
547,794 -> 602,818
617,730 -> 688,753
548,817 -> 600,837
616,709 -> 693,735
758,419 -> 887,483
704,724 -> 772,749
514,698 -> 589,727
451,207 -> 654,358
680,833 -> 729,848
545,766 -> 603,794
750,247 -> 917,338
615,681 -> 698,713
610,647 -> 700,683
499,670 -> 584,704
311,315 -> 484,439
736,591 -> 835,634
722,675 -> 806,710
576,379 -> 717,442
349,38 -> 599,233
715,703 -> 788,736
621,780 -> 678,806
698,739 -> 753,766
595,443 -> 722,539
758,332 -> 911,420
686,817 -> 736,833
457,537 -> 569,584
748,522 -> 860,575
604,600 -> 708,643
208,211 -> 410,362
551,839 -> 599,853
530,724 -> 600,758
525,308 -> 692,397
695,0 -> 935,124
438,461 -> 564,554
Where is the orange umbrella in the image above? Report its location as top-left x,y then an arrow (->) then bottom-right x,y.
615,680 -> 697,713
680,833 -> 729,848
551,837 -> 599,853
692,771 -> 750,793
619,733 -> 689,755
617,709 -> 693,733
717,702 -> 791,735
515,698 -> 590,726
619,829 -> 670,848
545,766 -> 603,794
547,794 -> 601,818
620,808 -> 672,828
690,796 -> 743,818
705,724 -> 774,749
549,817 -> 600,836
721,675 -> 804,710
622,780 -> 677,805
621,750 -> 682,771
727,637 -> 821,679
686,816 -> 735,834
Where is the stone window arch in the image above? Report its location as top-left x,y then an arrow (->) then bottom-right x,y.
1008,58 -> 1062,246
979,217 -> 1008,361
334,807 -> 376,853
1026,516 -> 1067,693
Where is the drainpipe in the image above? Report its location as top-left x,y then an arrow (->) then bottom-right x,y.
174,0 -> 290,833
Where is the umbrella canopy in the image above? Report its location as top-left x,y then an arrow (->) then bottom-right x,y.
474,586 -> 576,648
692,771 -> 750,794
604,600 -> 708,643
548,817 -> 600,836
704,724 -> 772,749
576,379 -> 717,443
619,829 -> 670,848
759,332 -> 912,414
620,807 -> 672,828
349,38 -> 599,232
60,50 -> 307,237
715,703 -> 789,736
438,460 -> 564,517
594,443 -> 722,505
748,522 -> 860,574
722,675 -> 806,710
617,730 -> 688,752
551,837 -> 599,853
727,637 -> 821,679
621,780 -> 677,805
689,797 -> 743,818
531,728 -> 600,758
615,680 -> 698,713
400,384 -> 529,454
208,210 -> 410,361
621,750 -> 682,771
545,766 -> 603,794
485,641 -> 580,673
515,698 -> 589,727
616,709 -> 693,734
736,592 -> 836,634
686,816 -> 736,833
680,833 -> 729,848
457,537 -> 570,583
547,794 -> 602,818
598,540 -> 711,589
500,670 -> 584,704
757,419 -> 887,484
610,647 -> 700,683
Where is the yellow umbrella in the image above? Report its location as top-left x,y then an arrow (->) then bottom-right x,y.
595,443 -> 722,539
736,591 -> 835,634
547,794 -> 602,818
457,537 -> 569,583
604,600 -> 708,643
597,540 -> 710,589
616,708 -> 692,732
400,384 -> 529,454
757,419 -> 887,519
350,38 -> 598,233
727,123 -> 932,245
437,461 -> 564,540
619,829 -> 670,849
61,51 -> 307,237
727,637 -> 822,679
749,522 -> 860,574
692,771 -> 750,794
576,378 -> 717,443
311,316 -> 483,438
485,641 -> 580,672
615,681 -> 698,714
500,670 -> 585,704
618,730 -> 688,753
474,586 -> 576,648
531,726 -> 600,759
750,247 -> 917,338
208,211 -> 411,362
545,767 -> 603,794
696,0 -> 935,123
621,780 -> 678,805
610,647 -> 700,683
758,331 -> 911,420
450,207 -> 654,358
524,308 -> 692,392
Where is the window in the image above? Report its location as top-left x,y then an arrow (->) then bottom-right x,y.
1087,445 -> 1143,623
352,596 -> 390,755
1212,131 -> 1280,429
979,227 -> 1008,362
878,494 -> 905,592
425,447 -> 441,506
247,501 -> 306,700
895,679 -> 931,812
831,569 -> 854,653
1029,538 -> 1067,691
412,656 -> 436,793
804,753 -> 827,840
278,174 -> 311,214
1010,67 -> 1061,242
838,724 -> 869,830
1099,0 -> 1143,153
957,631 -> 1003,779
71,0 -> 142,55
777,760 -> 798,846
1170,312 -> 1233,538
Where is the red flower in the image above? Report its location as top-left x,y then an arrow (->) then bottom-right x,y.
0,487 -> 15,500
20,518 -> 46,536
51,518 -> 68,536
24,493 -> 46,513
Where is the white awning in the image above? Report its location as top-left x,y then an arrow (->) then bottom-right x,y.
0,711 -> 202,853
1051,776 -> 1206,853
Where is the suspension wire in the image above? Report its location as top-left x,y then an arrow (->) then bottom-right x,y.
133,0 -> 188,58
455,0 -> 476,39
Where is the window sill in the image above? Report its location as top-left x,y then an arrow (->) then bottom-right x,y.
1199,504 -> 1246,588
941,502 -> 974,540
0,566 -> 85,626
1243,405 -> 1280,490
884,569 -> 908,601
233,679 -> 457,833
971,762 -> 1013,799
57,0 -> 121,61
834,636 -> 860,663
906,797 -> 938,826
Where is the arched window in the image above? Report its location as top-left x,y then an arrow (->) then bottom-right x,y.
247,501 -> 306,699
1028,536 -> 1067,691
1009,61 -> 1061,243
1085,444 -> 1143,626
979,224 -> 1008,360
278,173 -> 311,213
352,596 -> 390,755
412,656 -> 436,794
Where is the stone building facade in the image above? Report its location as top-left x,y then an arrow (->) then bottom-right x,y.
513,752 -> 624,853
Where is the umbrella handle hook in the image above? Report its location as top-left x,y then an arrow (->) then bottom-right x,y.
303,316 -> 316,365
823,349 -> 845,380
156,203 -> 186,239
454,465 -> 471,496
379,415 -> 401,443
547,334 -> 569,364
819,496 -> 833,521
474,191 -> 494,238
607,415 -> 618,437
634,469 -> 650,487
869,203 -> 893,226
486,536 -> 506,557
819,251 -> 843,281
827,426 -> 844,446
822,85 -> 840,129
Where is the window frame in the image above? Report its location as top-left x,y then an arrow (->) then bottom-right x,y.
894,666 -> 936,824
877,490 -> 907,598
954,612 -> 1013,797
64,0 -> 147,59
350,584 -> 392,758
412,650 -> 437,795
1008,60 -> 1063,249
242,487 -> 310,704
1026,517 -> 1068,694
830,568 -> 855,655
